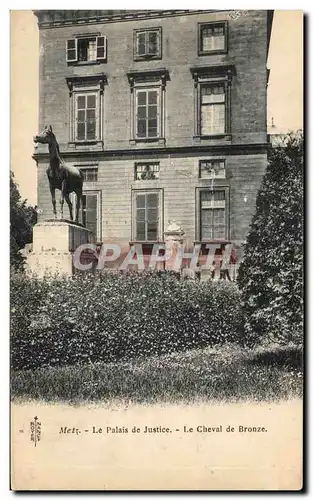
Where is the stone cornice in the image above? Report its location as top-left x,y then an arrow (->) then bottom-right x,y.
33,10 -> 219,29
33,142 -> 269,163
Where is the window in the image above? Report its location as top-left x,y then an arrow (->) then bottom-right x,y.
133,190 -> 162,241
75,93 -> 98,141
200,190 -> 227,240
198,22 -> 227,55
190,65 -> 234,138
128,69 -> 168,143
80,167 -> 98,182
78,191 -> 101,241
135,163 -> 160,180
199,160 -> 225,179
136,89 -> 160,139
66,75 -> 106,144
134,28 -> 162,60
200,84 -> 225,135
66,36 -> 106,63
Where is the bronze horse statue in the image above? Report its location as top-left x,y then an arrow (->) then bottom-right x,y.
33,125 -> 84,222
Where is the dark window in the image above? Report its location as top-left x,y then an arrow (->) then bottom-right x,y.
199,22 -> 227,54
200,190 -> 226,240
135,163 -> 160,180
75,93 -> 97,141
136,89 -> 159,139
81,193 -> 98,240
134,28 -> 161,60
135,192 -> 159,241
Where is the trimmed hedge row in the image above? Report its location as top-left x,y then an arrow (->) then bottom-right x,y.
11,272 -> 243,370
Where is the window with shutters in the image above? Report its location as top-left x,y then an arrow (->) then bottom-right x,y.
198,22 -> 227,55
134,28 -> 162,60
132,190 -> 163,242
78,191 -> 101,241
196,188 -> 229,241
66,36 -> 106,64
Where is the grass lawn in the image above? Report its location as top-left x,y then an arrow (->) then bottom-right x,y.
11,344 -> 303,405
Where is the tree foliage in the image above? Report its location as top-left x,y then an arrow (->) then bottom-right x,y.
237,132 -> 303,346
10,172 -> 37,271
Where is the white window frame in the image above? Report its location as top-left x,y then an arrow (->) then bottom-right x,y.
67,76 -> 105,144
66,35 -> 107,63
196,187 -> 229,242
133,28 -> 162,60
135,87 -> 161,140
74,92 -> 99,142
132,189 -> 163,242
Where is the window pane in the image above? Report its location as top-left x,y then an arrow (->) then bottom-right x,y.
137,33 -> 146,55
148,31 -> 158,54
201,104 -> 225,135
86,109 -> 96,121
87,95 -> 96,109
136,222 -> 146,240
77,95 -> 86,109
147,193 -> 158,208
147,222 -> 158,241
67,49 -> 76,60
201,85 -> 225,104
136,194 -> 146,209
148,91 -> 157,105
148,105 -> 157,118
201,24 -> 225,52
67,39 -> 76,49
147,208 -> 158,222
137,119 -> 147,137
148,119 -> 158,137
137,92 -> 147,105
77,122 -> 85,140
86,121 -> 96,140
137,106 -> 147,118
136,208 -> 145,221
77,110 -> 85,122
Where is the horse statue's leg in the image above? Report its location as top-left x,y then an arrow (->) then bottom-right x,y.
49,185 -> 57,218
60,180 -> 67,219
75,187 -> 82,223
65,193 -> 73,221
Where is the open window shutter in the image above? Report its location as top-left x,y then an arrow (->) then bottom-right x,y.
66,39 -> 78,62
96,36 -> 106,61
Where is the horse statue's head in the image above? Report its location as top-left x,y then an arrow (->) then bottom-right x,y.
33,125 -> 54,144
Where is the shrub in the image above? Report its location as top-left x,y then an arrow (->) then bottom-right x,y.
237,132 -> 303,347
10,272 -> 243,370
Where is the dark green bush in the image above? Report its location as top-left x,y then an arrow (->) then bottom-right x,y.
11,272 -> 243,370
237,132 -> 303,347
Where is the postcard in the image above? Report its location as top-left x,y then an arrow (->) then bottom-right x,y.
10,9 -> 303,491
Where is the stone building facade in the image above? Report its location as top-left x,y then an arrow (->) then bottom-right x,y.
33,9 -> 273,268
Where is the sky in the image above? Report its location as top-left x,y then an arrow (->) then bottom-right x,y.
10,10 -> 303,206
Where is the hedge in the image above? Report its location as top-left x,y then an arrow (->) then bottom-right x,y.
10,271 -> 243,370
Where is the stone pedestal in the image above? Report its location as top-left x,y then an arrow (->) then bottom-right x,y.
164,220 -> 184,272
26,220 -> 92,277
